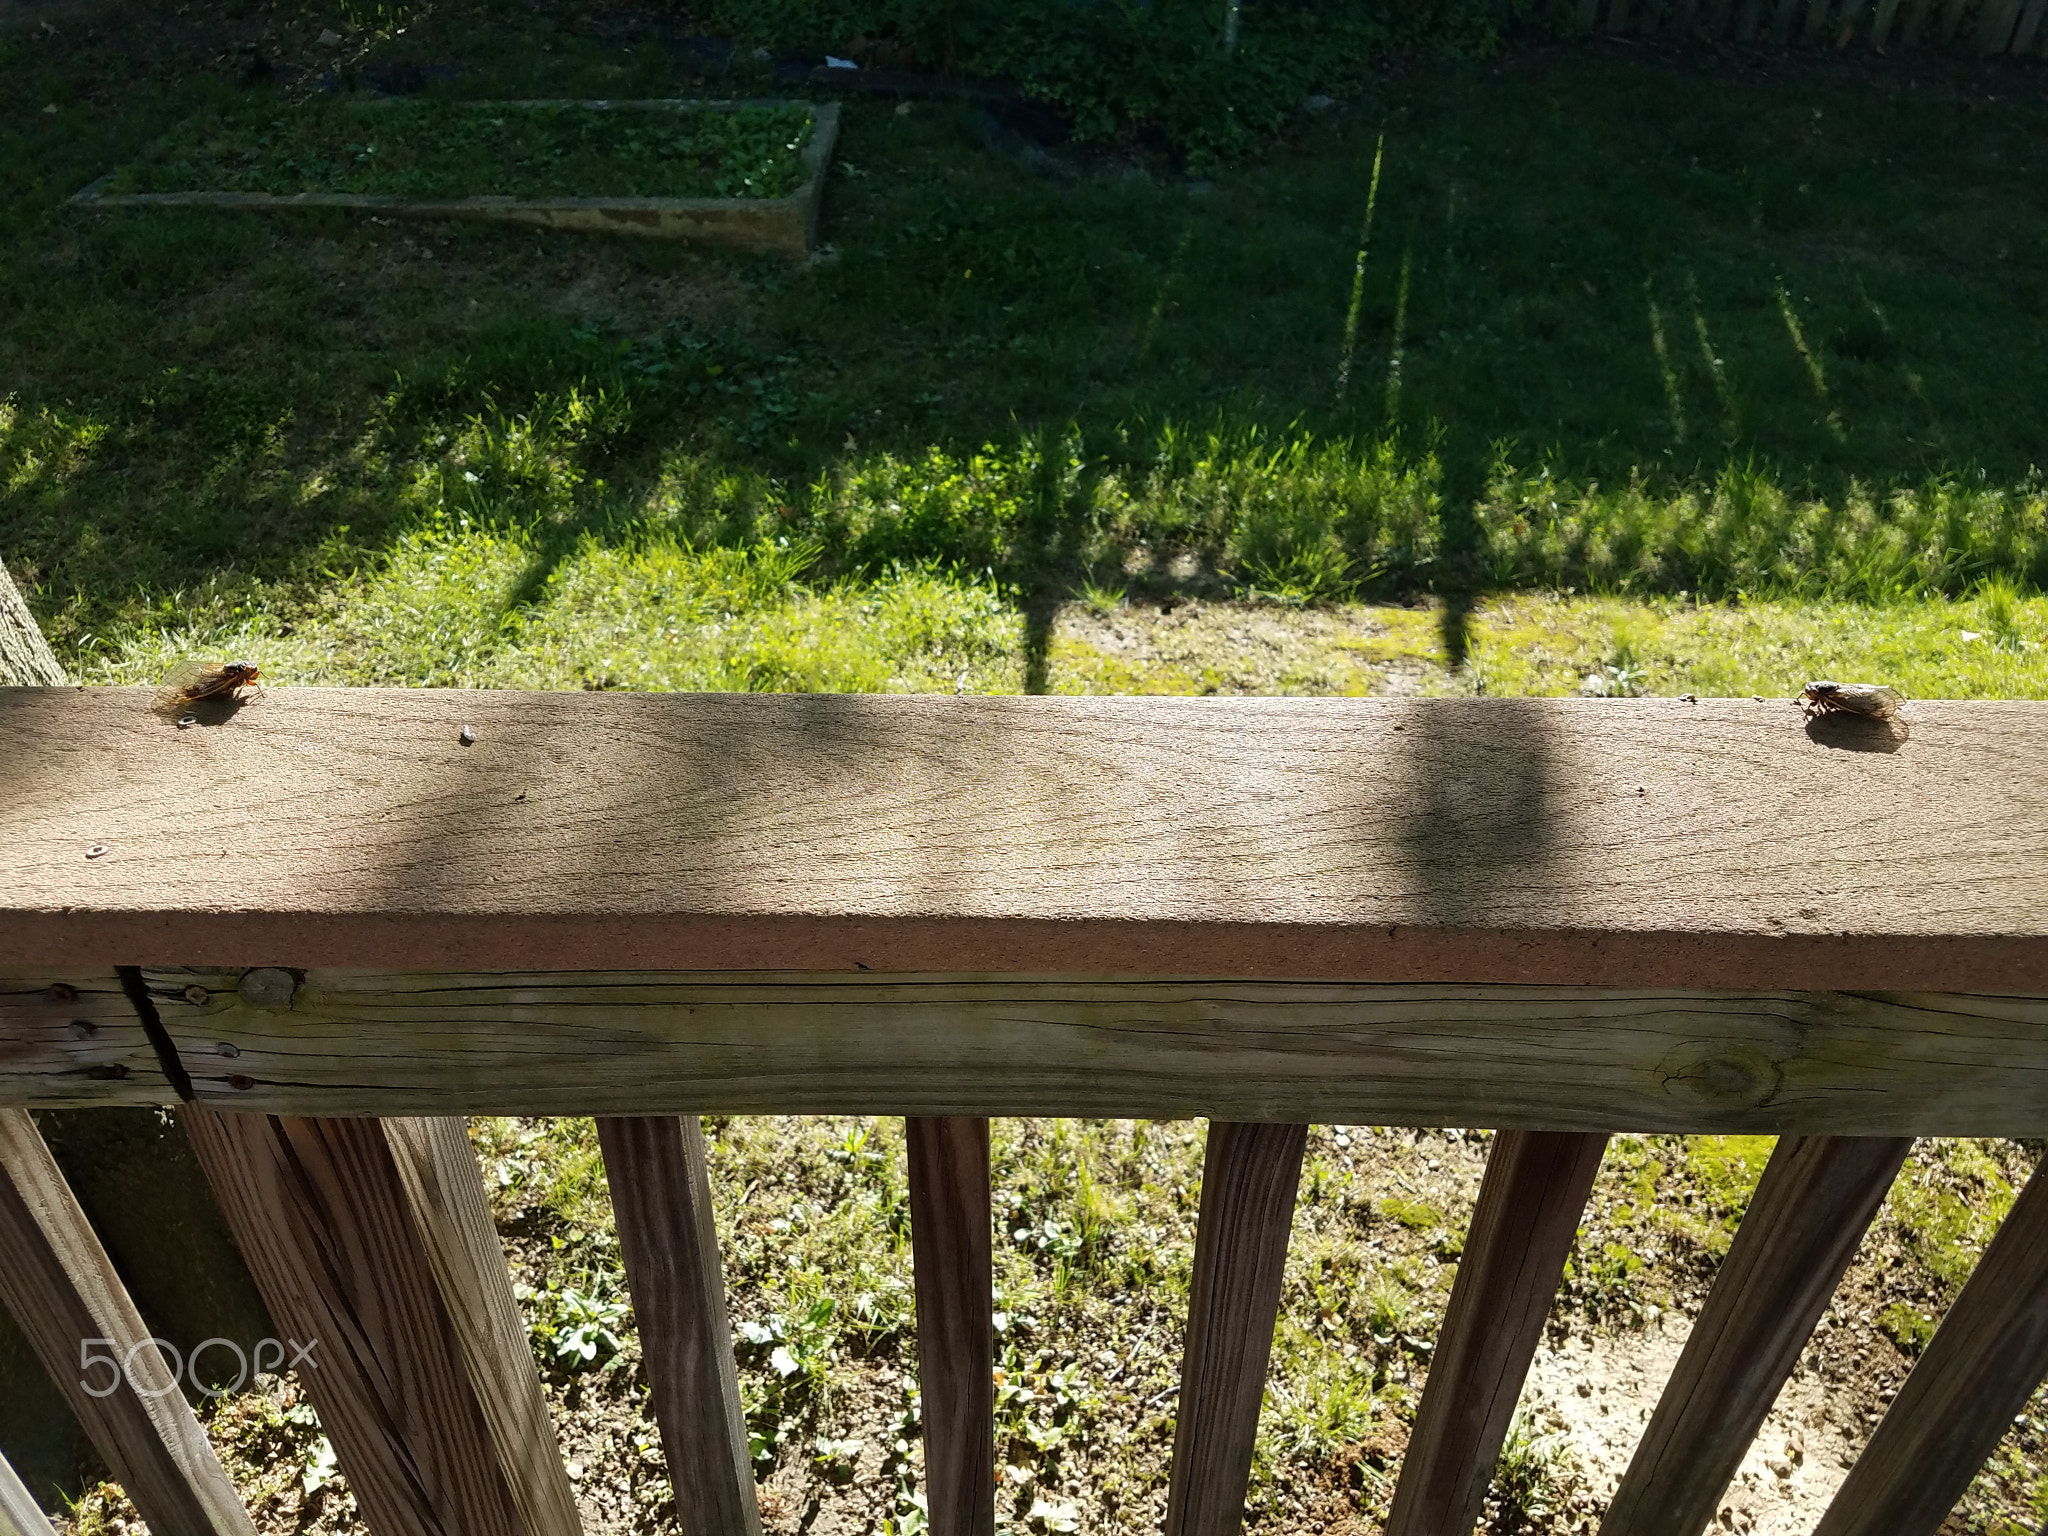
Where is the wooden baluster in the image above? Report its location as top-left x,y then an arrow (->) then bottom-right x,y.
183,1107 -> 528,1536
1384,1131 -> 1608,1536
1974,0 -> 2025,47
0,1109 -> 254,1536
0,1444 -> 58,1536
907,1117 -> 993,1536
595,1117 -> 758,1536
1163,1120 -> 1308,1536
2009,0 -> 2047,52
383,1119 -> 581,1536
1600,1136 -> 1913,1536
1813,1152 -> 2048,1536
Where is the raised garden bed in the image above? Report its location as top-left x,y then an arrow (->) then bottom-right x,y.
71,98 -> 839,254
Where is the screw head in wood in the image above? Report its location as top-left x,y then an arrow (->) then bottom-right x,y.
46,983 -> 78,1004
227,1074 -> 255,1092
85,844 -> 108,859
459,723 -> 477,745
216,1041 -> 241,1058
66,1020 -> 97,1040
184,984 -> 211,1006
238,968 -> 298,1010
92,1063 -> 128,1080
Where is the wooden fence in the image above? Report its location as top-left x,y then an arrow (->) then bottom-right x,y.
1554,0 -> 2048,55
2,683 -> 2046,1536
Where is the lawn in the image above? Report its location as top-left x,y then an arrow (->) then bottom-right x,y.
4,0 -> 2046,1532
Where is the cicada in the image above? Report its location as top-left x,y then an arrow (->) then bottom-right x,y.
1798,680 -> 1902,722
153,660 -> 262,717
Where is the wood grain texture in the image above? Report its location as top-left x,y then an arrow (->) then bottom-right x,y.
0,1110 -> 254,1536
594,1117 -> 758,1536
382,1118 -> 581,1536
112,968 -> 2048,1134
181,1106 -> 525,1536
0,972 -> 170,1107
0,1445 -> 56,1536
1812,1151 -> 2048,1536
1163,1121 -> 1307,1536
1600,1135 -> 1912,1536
906,1117 -> 993,1536
1384,1131 -> 1609,1536
3,691 -> 2044,990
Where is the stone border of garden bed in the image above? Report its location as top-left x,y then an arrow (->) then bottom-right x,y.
68,99 -> 840,256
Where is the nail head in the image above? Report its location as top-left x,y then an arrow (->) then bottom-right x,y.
46,983 -> 78,1004
85,844 -> 108,859
216,1041 -> 241,1059
459,724 -> 477,745
183,985 -> 211,1006
66,1020 -> 97,1040
227,1074 -> 256,1092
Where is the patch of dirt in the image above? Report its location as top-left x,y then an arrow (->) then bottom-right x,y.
1049,598 -> 1459,697
1519,1318 -> 1863,1535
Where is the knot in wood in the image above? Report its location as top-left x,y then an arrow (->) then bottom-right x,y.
238,968 -> 299,1010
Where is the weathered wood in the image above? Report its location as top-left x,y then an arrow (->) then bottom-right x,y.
0,1110 -> 254,1536
0,562 -> 64,690
1384,1131 -> 1609,1536
1869,0 -> 1907,46
0,1446 -> 56,1536
1600,1135 -> 1913,1536
1974,0 -> 2024,46
594,1117 -> 758,1536
2012,0 -> 2047,50
92,969 -> 2048,1135
1163,1121 -> 1307,1536
2,691 -> 2044,992
0,971 -> 170,1108
383,1118 -> 581,1536
182,1106 -> 525,1536
906,1117 -> 993,1536
1812,1150 -> 2048,1536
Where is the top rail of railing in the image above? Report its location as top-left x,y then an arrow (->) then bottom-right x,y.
2,687 -> 2043,985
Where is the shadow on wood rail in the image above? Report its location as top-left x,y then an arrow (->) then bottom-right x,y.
1,685 -> 2046,1536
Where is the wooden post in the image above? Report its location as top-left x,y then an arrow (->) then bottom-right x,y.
1163,1120 -> 1307,1536
0,1110 -> 255,1536
906,1117 -> 993,1536
1384,1131 -> 1608,1536
1600,1136 -> 1913,1536
0,559 -> 64,690
383,1119 -> 581,1536
0,1446 -> 57,1536
182,1106 -> 527,1536
1812,1153 -> 2048,1536
594,1117 -> 758,1536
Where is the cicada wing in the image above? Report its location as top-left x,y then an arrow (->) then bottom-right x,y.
1840,684 -> 1904,720
151,660 -> 229,715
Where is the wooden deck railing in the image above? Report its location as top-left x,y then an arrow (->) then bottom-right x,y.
2,685 -> 2046,1536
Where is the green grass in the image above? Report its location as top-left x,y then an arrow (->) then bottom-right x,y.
6,8 -> 2048,663
111,98 -> 816,200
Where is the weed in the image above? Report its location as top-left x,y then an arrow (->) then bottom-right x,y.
1487,1409 -> 1582,1532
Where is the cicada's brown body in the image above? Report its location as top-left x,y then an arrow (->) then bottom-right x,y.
153,660 -> 262,716
1799,680 -> 1902,722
